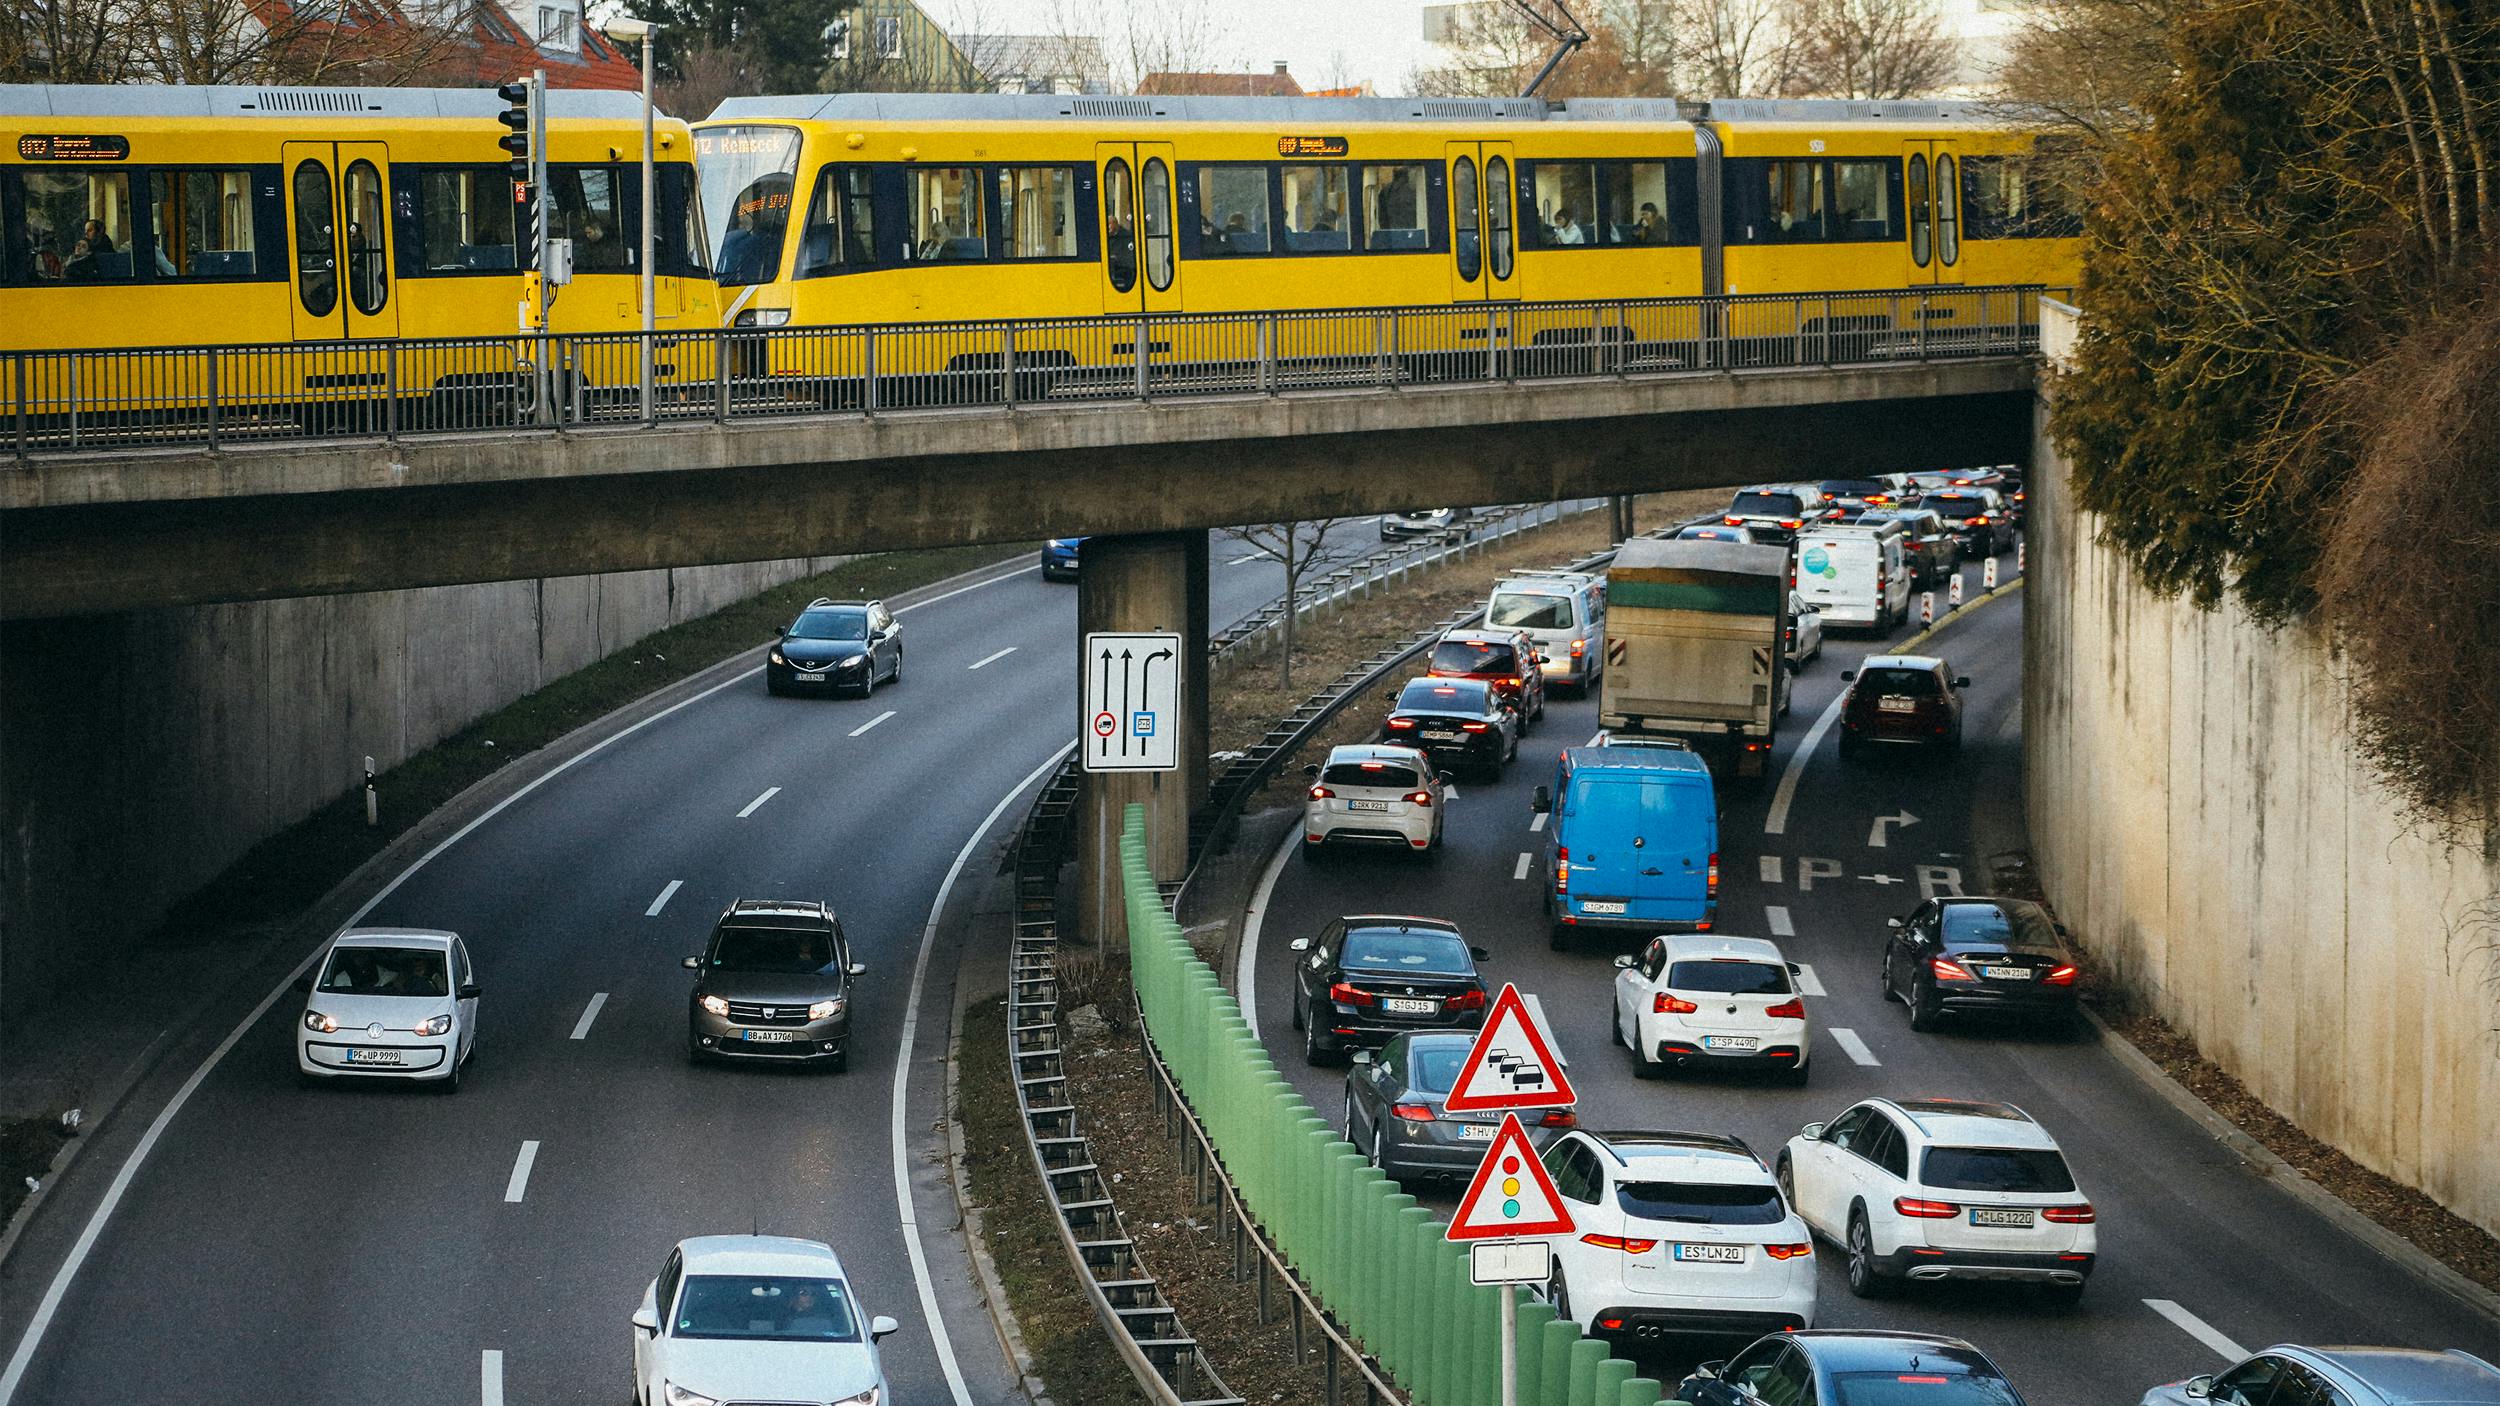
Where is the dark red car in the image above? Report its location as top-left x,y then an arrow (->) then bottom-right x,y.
1425,628 -> 1547,732
1837,654 -> 1969,757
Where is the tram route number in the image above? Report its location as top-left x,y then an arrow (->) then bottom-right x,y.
19,134 -> 129,162
1276,135 -> 1349,158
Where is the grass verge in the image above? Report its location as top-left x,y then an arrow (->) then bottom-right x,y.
0,1113 -> 72,1228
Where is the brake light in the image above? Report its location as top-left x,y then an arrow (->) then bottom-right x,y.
1508,676 -> 1523,686
1461,721 -> 1491,733
1309,785 -> 1336,800
1391,1102 -> 1436,1122
1570,639 -> 1586,657
2043,964 -> 2077,986
1707,851 -> 1719,895
1930,956 -> 1977,982
1387,717 -> 1416,730
1444,988 -> 1487,1013
1895,1197 -> 1961,1218
1555,847 -> 1570,893
1654,992 -> 1698,1014
1404,790 -> 1433,807
2043,1203 -> 2097,1223
1764,1242 -> 1814,1260
1538,1110 -> 1578,1128
1779,519 -> 1802,529
1580,1234 -> 1658,1254
1965,516 -> 1988,527
1899,1377 -> 1953,1385
1764,997 -> 1805,1019
1725,516 -> 1744,526
1327,982 -> 1377,1007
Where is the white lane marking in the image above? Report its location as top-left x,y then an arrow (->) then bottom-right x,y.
1513,852 -> 1534,881
2144,1300 -> 2251,1362
1765,688 -> 1851,836
0,643 -> 772,1406
1530,812 -> 1548,833
968,647 -> 1017,670
901,743 -> 1073,1406
1760,855 -> 1783,884
893,558 -> 1033,614
849,709 -> 896,738
645,879 -> 683,916
1523,993 -> 1568,1067
1868,809 -> 1919,848
736,786 -> 781,818
1794,963 -> 1826,997
1236,824 -> 1303,1043
503,1141 -> 541,1203
1828,1028 -> 1880,1066
481,1350 -> 504,1406
570,993 -> 609,1041
1766,905 -> 1795,938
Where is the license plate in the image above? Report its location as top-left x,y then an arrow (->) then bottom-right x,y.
1580,901 -> 1628,916
1348,800 -> 1389,812
1457,1122 -> 1498,1141
344,1048 -> 402,1065
1702,1035 -> 1759,1051
1424,729 -> 1460,741
795,671 -> 825,682
1673,1243 -> 1747,1263
1879,696 -> 1916,712
1980,965 -> 2033,980
1969,1207 -> 2035,1228
741,1029 -> 796,1043
1384,997 -> 1437,1016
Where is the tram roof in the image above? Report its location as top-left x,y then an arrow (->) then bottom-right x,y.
0,84 -> 646,121
702,93 -> 2009,127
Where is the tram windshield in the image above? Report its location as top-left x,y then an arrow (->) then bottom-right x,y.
696,126 -> 801,286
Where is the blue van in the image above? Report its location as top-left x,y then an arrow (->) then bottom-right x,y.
1530,746 -> 1719,950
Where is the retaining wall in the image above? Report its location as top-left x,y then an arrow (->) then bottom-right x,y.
2025,303 -> 2500,1237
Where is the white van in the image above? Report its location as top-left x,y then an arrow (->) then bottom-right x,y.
1793,522 -> 1911,630
1486,569 -> 1608,695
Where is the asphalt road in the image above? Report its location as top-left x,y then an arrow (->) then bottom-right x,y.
1244,549 -> 2500,1404
0,518 -> 1397,1406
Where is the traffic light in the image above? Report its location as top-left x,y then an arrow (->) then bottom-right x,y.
496,79 -> 532,184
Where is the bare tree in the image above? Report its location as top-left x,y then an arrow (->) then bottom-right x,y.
5,0 -> 464,84
1410,0 -> 1685,99
656,37 -> 766,117
1786,0 -> 1955,98
1220,518 -> 1353,690
1679,0 -> 1802,95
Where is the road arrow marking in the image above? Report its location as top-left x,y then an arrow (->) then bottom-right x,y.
1868,810 -> 1918,847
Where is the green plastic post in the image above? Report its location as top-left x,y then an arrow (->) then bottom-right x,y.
1566,1339 -> 1610,1406
1619,1378 -> 1665,1406
1592,1359 -> 1636,1406
1537,1318 -> 1579,1405
1513,1295 -> 1556,1402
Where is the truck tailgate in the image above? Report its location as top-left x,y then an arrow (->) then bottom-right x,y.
1601,613 -> 1778,725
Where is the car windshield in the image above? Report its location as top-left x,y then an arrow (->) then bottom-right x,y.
318,946 -> 448,996
1730,491 -> 1805,517
1821,480 -> 1887,497
1487,589 -> 1574,630
1406,1043 -> 1471,1094
1920,1146 -> 2076,1193
1940,902 -> 2063,953
707,926 -> 838,973
1927,494 -> 1986,514
1431,640 -> 1517,674
1859,667 -> 1941,697
1831,1371 -> 2025,1406
1614,1178 -> 1786,1224
1323,761 -> 1423,789
789,609 -> 868,641
1341,929 -> 1471,973
1397,679 -> 1486,711
672,1275 -> 860,1341
1666,959 -> 1792,995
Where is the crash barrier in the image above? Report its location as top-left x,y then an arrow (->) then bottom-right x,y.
1123,806 -> 1673,1406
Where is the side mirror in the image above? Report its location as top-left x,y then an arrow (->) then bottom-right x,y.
631,1305 -> 659,1334
1886,916 -> 1904,930
1288,938 -> 1312,953
1350,1049 -> 1374,1065
292,976 -> 313,995
2184,1378 -> 2214,1401
1787,962 -> 1802,976
1530,785 -> 1552,814
1801,1121 -> 1827,1141
1695,1361 -> 1727,1381
1839,669 -> 1856,681
1954,676 -> 1972,689
1437,770 -> 1457,785
1612,954 -> 1636,969
1469,946 -> 1491,961
681,955 -> 702,970
1303,763 -> 1320,778
870,1315 -> 899,1342
458,983 -> 483,1001
847,963 -> 869,977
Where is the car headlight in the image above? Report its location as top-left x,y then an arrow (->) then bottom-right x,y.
303,1010 -> 337,1033
831,1388 -> 881,1406
663,1384 -> 719,1406
699,994 -> 729,1017
418,1014 -> 453,1037
837,655 -> 866,669
769,649 -> 787,665
809,997 -> 845,1020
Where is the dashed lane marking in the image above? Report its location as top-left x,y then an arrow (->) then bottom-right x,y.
1530,813 -> 1548,833
849,709 -> 896,738
481,1350 -> 504,1406
968,647 -> 1016,670
2144,1300 -> 2251,1361
1766,904 -> 1795,937
1794,963 -> 1825,997
736,787 -> 780,818
1828,1028 -> 1880,1066
1514,852 -> 1534,880
569,993 -> 608,1041
503,1142 -> 540,1204
1760,856 -> 1783,884
645,879 -> 682,916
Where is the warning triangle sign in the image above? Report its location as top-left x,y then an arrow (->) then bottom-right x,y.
1446,1112 -> 1577,1241
1444,983 -> 1577,1112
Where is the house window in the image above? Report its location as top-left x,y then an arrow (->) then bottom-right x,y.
873,15 -> 900,58
537,4 -> 577,50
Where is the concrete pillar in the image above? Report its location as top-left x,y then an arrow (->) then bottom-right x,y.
1076,530 -> 1209,945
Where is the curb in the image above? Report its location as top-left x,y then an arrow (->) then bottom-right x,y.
944,942 -> 1051,1406
2085,1007 -> 2500,1328
1890,574 -> 2023,655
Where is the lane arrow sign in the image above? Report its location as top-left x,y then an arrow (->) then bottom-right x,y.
1868,809 -> 1918,848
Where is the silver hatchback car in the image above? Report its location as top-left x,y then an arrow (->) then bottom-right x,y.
684,900 -> 867,1071
2144,1347 -> 2500,1406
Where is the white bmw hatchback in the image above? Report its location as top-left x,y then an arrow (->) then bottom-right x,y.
1611,935 -> 1811,1084
633,1236 -> 898,1406
293,928 -> 478,1091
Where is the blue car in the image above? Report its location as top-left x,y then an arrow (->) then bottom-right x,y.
1532,746 -> 1718,951
1042,538 -> 1084,580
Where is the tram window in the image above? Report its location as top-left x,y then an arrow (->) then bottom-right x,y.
1598,162 -> 1672,246
1831,160 -> 1894,241
997,167 -> 1074,259
1280,166 -> 1347,252
1103,157 -> 1136,290
909,167 -> 987,260
1485,156 -> 1513,278
697,125 -> 799,285
1761,159 -> 1825,242
292,160 -> 337,315
1526,162 -> 1596,247
1452,155 -> 1480,281
148,170 -> 263,279
657,165 -> 708,276
1361,164 -> 1430,251
1936,153 -> 1960,264
796,166 -> 879,275
344,159 -> 388,313
1193,166 -> 1270,255
1961,155 -> 2077,238
550,165 -> 631,273
415,168 -> 517,272
1141,158 -> 1173,289
22,169 -> 135,282
1907,153 -> 1931,266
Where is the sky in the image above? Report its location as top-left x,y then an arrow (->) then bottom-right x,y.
929,0 -> 1449,97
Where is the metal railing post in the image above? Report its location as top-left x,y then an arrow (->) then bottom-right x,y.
203,354 -> 219,451
863,330 -> 879,415
1484,308 -> 1498,382
1001,325 -> 1018,409
1822,293 -> 1835,365
67,357 -> 80,450
1918,290 -> 1930,360
384,344 -> 399,441
714,332 -> 730,421
568,347 -> 585,423
13,352 -> 27,460
1135,319 -> 1150,401
1259,315 -> 1275,395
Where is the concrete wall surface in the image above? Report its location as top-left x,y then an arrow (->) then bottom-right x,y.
0,552 -> 850,1027
2025,304 -> 2500,1237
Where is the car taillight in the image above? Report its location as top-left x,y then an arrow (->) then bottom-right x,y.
1404,790 -> 1433,807
1895,1197 -> 1961,1218
1461,721 -> 1491,732
1538,1110 -> 1577,1128
1387,717 -> 1416,730
1570,639 -> 1586,657
1327,982 -> 1377,1007
1391,1102 -> 1436,1122
2043,1203 -> 2097,1223
1580,1234 -> 1658,1254
1555,847 -> 1570,893
1931,957 -> 1977,982
1764,1242 -> 1814,1259
1707,851 -> 1719,895
2043,964 -> 2077,986
1309,785 -> 1336,800
1780,518 -> 1802,529
1966,516 -> 1988,526
1444,988 -> 1487,1012
1764,998 -> 1805,1019
1725,516 -> 1744,526
1654,992 -> 1698,1014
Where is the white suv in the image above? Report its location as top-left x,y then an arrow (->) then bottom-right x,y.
1610,935 -> 1810,1085
1776,1097 -> 2096,1307
1486,570 -> 1607,696
1301,744 -> 1447,859
1537,1130 -> 1817,1353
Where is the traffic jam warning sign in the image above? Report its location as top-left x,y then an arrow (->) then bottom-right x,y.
1446,1112 -> 1576,1241
1443,983 -> 1578,1113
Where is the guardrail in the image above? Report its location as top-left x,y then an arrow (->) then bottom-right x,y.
8,285 -> 2048,459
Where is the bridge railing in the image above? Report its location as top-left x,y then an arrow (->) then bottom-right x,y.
6,285 -> 2048,460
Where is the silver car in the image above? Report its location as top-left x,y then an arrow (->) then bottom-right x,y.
684,900 -> 867,1071
1343,1032 -> 1574,1184
2144,1347 -> 2500,1406
632,1236 -> 898,1406
294,928 -> 479,1092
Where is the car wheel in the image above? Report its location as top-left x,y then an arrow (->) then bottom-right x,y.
827,1047 -> 849,1073
1880,949 -> 1897,1002
439,1056 -> 463,1095
857,667 -> 874,701
1908,981 -> 1944,1033
1548,922 -> 1572,953
1782,1060 -> 1811,1088
1290,998 -> 1304,1032
2040,1281 -> 2086,1311
1846,1209 -> 1895,1299
1546,1271 -> 1573,1324
766,675 -> 787,697
1775,1152 -> 1797,1209
1302,1021 -> 1330,1067
887,649 -> 902,685
1300,839 -> 1325,864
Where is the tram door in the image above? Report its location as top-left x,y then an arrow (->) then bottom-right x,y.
1444,141 -> 1518,302
282,141 -> 400,340
1903,140 -> 1963,285
1095,142 -> 1182,315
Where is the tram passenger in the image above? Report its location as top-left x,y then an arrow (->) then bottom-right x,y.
1549,207 -> 1586,245
1633,202 -> 1665,245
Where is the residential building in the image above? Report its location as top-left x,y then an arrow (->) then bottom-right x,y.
955,33 -> 1112,95
1137,61 -> 1304,97
827,0 -> 986,92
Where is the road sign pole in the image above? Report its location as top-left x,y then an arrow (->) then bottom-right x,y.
1499,1286 -> 1517,1406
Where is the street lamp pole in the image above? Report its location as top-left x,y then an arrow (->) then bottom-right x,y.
608,15 -> 660,424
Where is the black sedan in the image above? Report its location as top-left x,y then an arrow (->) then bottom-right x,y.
1289,916 -> 1490,1065
1881,897 -> 2081,1033
1382,677 -> 1518,781
1682,1331 -> 2031,1406
766,598 -> 904,698
1344,1032 -> 1575,1184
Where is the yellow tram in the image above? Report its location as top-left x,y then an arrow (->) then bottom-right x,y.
1,84 -> 719,433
